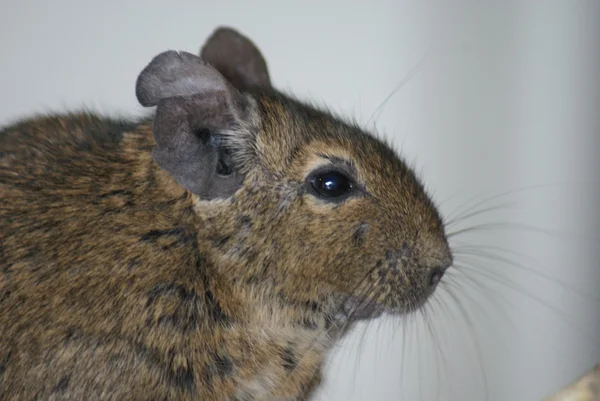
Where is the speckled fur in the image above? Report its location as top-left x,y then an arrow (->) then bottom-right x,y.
0,31 -> 451,401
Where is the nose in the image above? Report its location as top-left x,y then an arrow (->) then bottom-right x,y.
429,260 -> 451,288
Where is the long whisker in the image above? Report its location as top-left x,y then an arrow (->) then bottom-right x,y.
445,201 -> 517,228
353,321 -> 370,392
435,283 -> 476,398
424,297 -> 448,401
457,262 -> 598,343
396,302 -> 411,397
442,183 -> 565,225
445,285 -> 491,401
453,246 -> 600,304
445,270 -> 517,338
366,43 -> 435,128
447,222 -> 561,239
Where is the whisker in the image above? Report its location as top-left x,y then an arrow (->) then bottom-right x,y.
442,183 -> 565,225
445,201 -> 517,228
453,247 -> 600,304
447,222 -> 561,239
396,304 -> 411,396
416,307 -> 426,400
366,43 -> 435,128
434,285 -> 465,398
353,322 -> 370,391
423,298 -> 447,401
282,264 -> 381,381
457,263 -> 598,343
445,286 -> 491,401
444,270 -> 517,339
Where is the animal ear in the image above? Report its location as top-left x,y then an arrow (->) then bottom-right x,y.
200,26 -> 272,92
135,50 -> 256,200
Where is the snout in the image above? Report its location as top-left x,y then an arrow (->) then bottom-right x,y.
383,241 -> 452,311
425,245 -> 453,289
383,241 -> 452,290
342,241 -> 453,319
428,259 -> 451,289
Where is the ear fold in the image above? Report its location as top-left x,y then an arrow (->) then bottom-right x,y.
135,50 -> 256,200
200,26 -> 272,92
136,50 -> 238,107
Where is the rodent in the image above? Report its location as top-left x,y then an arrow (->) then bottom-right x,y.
0,27 -> 452,401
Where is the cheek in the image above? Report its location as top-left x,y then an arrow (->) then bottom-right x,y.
304,221 -> 380,289
277,196 -> 382,281
351,221 -> 369,247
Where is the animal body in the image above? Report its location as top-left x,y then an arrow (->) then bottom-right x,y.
0,27 -> 452,400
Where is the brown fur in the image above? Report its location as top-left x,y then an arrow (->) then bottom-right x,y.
0,30 -> 451,401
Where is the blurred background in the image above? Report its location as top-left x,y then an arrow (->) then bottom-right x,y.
1,1 -> 598,400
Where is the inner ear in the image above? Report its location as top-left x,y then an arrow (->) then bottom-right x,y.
200,26 -> 272,92
150,95 -> 247,200
216,146 -> 234,176
136,49 -> 259,200
208,133 -> 235,177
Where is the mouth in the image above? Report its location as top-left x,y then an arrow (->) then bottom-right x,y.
338,293 -> 434,321
339,296 -> 387,321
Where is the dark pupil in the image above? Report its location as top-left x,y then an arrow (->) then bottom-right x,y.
312,172 -> 351,197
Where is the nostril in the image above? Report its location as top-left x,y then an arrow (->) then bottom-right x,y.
429,267 -> 445,287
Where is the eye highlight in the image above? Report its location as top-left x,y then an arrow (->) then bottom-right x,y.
308,170 -> 355,200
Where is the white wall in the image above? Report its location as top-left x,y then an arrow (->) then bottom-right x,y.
1,1 -> 598,400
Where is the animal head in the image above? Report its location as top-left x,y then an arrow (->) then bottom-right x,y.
135,27 -> 452,322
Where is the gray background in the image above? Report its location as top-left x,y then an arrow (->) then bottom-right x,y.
1,1 -> 598,400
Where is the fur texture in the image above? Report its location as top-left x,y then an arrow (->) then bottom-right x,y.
0,27 -> 452,400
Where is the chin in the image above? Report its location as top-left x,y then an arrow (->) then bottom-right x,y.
338,294 -> 435,322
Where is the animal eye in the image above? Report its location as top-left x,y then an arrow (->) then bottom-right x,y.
309,170 -> 354,198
